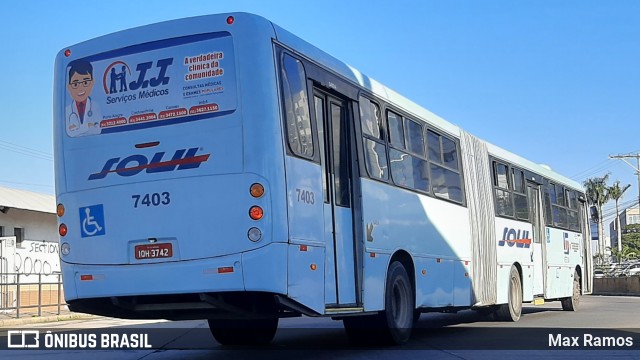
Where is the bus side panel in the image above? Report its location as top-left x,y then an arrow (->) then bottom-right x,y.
495,217 -> 534,302
521,260 -> 534,302
544,227 -> 580,299
360,179 -> 470,260
360,179 -> 471,311
363,251 -> 389,312
242,243 -> 287,294
287,244 -> 325,314
61,262 -> 79,302
495,264 -> 511,304
283,157 -> 324,244
453,260 -> 472,307
415,256 -> 453,307
283,156 -> 334,305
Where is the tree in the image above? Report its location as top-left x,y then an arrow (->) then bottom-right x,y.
611,245 -> 637,265
622,224 -> 640,255
583,175 -> 611,256
608,180 -> 632,252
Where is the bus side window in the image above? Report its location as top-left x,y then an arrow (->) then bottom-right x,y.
493,161 -> 514,217
281,54 -> 314,159
389,148 -> 429,192
567,190 -> 580,231
387,111 -> 405,149
405,118 -> 424,157
428,130 -> 463,203
543,182 -> 553,226
359,96 -> 388,180
512,169 -> 529,220
360,98 -> 383,140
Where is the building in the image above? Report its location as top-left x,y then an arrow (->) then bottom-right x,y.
0,186 -> 58,310
609,205 -> 640,249
0,185 -> 57,274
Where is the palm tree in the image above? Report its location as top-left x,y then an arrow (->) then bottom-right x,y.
611,244 -> 636,265
583,175 -> 610,256
608,180 -> 632,252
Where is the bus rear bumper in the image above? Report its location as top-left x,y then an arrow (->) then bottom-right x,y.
62,243 -> 288,319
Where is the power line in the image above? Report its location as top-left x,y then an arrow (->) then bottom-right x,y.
610,153 -> 640,226
571,150 -> 640,181
0,140 -> 53,161
0,180 -> 54,188
570,159 -> 612,180
601,199 -> 639,219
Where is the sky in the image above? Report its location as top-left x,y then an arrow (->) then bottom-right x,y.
1,1 -> 638,227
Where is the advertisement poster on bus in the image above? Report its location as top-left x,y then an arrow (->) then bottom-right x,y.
64,33 -> 236,137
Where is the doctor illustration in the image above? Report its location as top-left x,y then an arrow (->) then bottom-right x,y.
66,59 -> 101,137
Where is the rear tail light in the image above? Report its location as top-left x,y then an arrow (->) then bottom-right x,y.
59,224 -> 68,237
249,206 -> 263,220
250,183 -> 265,198
61,242 -> 71,256
57,204 -> 65,217
218,266 -> 234,274
247,227 -> 262,242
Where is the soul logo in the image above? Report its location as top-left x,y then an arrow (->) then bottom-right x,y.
498,227 -> 532,248
88,147 -> 210,180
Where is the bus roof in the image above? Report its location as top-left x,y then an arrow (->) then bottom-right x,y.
270,16 -> 583,192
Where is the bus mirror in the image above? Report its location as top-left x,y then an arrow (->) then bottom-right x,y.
590,206 -> 599,223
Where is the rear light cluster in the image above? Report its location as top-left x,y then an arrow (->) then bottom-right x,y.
248,183 -> 264,242
57,203 -> 70,256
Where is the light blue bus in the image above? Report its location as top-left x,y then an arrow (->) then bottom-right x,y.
54,12 -> 592,345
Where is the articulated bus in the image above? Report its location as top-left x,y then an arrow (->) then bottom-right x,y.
54,13 -> 592,345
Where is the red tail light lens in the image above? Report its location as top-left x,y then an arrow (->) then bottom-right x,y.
249,206 -> 263,220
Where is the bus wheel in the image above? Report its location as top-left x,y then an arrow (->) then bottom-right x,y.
561,271 -> 580,311
381,261 -> 415,344
343,261 -> 414,345
208,317 -> 278,346
496,266 -> 522,322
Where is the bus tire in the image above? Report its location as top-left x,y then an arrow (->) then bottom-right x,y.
343,261 -> 414,345
381,261 -> 415,344
496,265 -> 522,322
561,271 -> 580,311
207,317 -> 278,346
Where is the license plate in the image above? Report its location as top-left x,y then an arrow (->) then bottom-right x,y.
135,243 -> 173,260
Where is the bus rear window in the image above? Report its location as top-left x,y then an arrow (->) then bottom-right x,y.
63,32 -> 236,137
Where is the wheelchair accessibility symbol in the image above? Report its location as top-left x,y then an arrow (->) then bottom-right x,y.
79,204 -> 106,238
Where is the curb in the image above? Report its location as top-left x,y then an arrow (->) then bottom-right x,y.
0,313 -> 96,327
591,292 -> 640,297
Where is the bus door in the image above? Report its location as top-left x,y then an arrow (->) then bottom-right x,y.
579,199 -> 592,293
313,88 -> 357,306
527,182 -> 546,296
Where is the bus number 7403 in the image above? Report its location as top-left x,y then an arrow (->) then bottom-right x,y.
132,192 -> 171,208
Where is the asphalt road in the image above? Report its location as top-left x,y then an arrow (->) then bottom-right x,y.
2,295 -> 640,359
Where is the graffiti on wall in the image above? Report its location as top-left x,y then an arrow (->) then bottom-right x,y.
11,241 -> 60,276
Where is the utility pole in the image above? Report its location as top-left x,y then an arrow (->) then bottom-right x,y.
609,153 -> 640,251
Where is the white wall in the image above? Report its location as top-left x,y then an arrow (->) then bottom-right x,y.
0,208 -> 59,282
